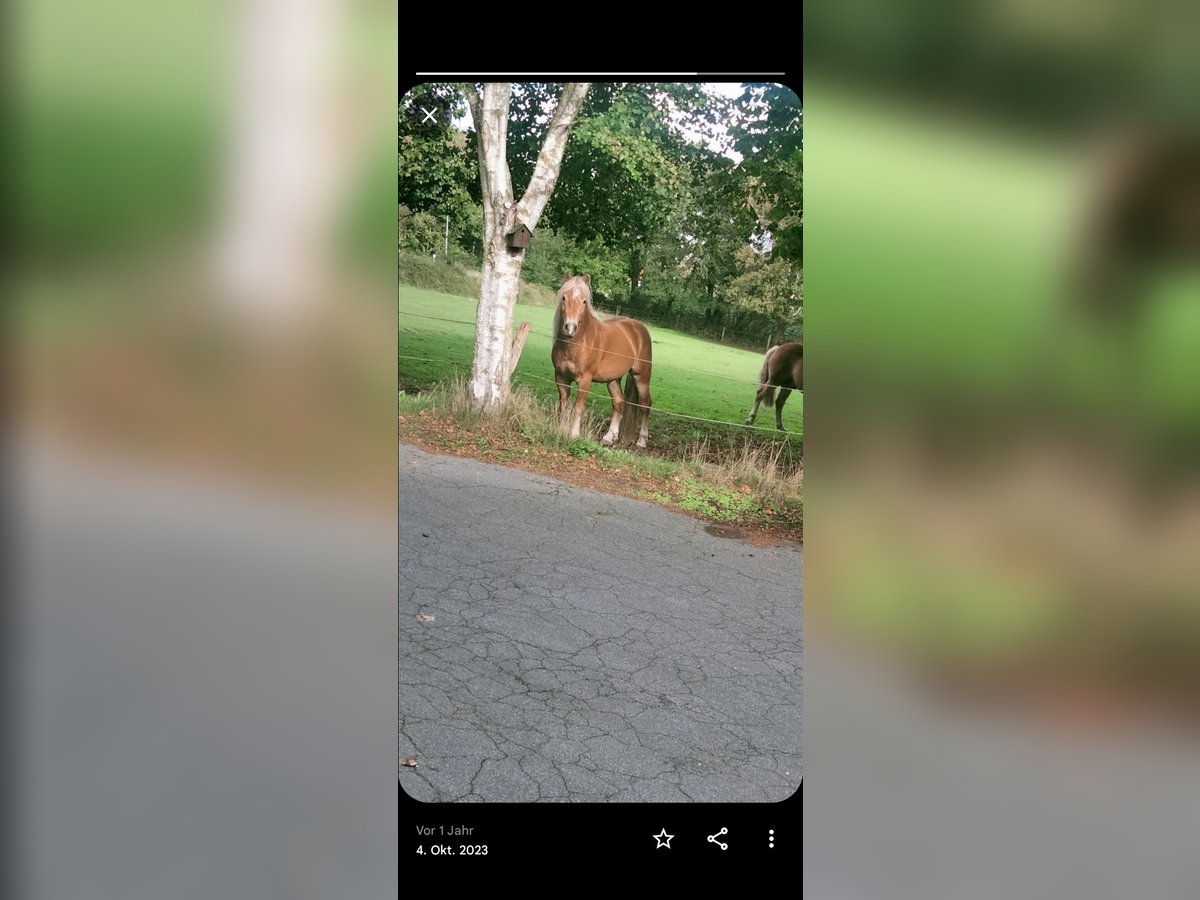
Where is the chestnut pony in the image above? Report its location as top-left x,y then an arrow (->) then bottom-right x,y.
745,341 -> 803,432
551,275 -> 653,448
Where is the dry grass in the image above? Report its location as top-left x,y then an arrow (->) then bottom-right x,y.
427,375 -> 607,446
402,379 -> 803,537
685,436 -> 804,511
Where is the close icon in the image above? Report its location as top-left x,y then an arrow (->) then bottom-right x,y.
707,827 -> 728,850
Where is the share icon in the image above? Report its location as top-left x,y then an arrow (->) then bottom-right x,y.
707,827 -> 729,850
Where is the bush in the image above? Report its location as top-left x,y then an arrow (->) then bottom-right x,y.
399,210 -> 443,255
398,253 -> 557,308
516,280 -> 558,307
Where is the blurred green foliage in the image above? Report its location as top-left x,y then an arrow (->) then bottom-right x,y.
15,0 -> 396,268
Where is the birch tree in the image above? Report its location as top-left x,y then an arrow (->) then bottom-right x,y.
463,82 -> 590,411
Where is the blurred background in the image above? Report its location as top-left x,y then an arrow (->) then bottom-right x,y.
9,0 -> 1200,889
805,2 -> 1200,897
10,1 -> 397,897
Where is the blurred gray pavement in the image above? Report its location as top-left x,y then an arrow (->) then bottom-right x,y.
398,443 -> 804,802
17,440 -> 397,900
804,641 -> 1200,899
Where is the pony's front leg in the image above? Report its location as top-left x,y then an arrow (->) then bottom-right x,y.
570,375 -> 592,439
601,381 -> 623,446
555,372 -> 572,432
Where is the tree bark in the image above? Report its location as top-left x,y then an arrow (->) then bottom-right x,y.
628,247 -> 643,295
465,82 -> 590,411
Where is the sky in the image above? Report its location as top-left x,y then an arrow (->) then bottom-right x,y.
442,82 -> 751,162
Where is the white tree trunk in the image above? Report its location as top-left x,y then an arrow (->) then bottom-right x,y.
470,242 -> 524,408
465,82 -> 590,411
212,0 -> 340,329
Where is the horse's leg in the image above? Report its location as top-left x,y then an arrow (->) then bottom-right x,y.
746,391 -> 763,425
635,375 -> 651,449
601,381 -> 623,446
555,372 -> 572,432
570,375 -> 592,439
774,387 -> 792,431
746,385 -> 773,426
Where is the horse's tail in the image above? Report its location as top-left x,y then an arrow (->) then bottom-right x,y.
620,369 -> 641,442
759,345 -> 780,407
760,344 -> 779,379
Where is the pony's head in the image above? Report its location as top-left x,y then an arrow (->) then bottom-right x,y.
556,274 -> 592,337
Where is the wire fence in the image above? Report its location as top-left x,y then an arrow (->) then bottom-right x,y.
397,350 -> 802,438
398,309 -> 790,390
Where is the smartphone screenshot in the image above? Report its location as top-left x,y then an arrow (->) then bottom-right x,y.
399,73 -> 802,864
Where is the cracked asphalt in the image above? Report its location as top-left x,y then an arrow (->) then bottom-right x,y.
398,443 -> 803,802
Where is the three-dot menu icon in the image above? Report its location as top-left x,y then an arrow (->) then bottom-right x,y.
769,829 -> 775,849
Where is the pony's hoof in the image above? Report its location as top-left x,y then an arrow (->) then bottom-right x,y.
636,440 -> 647,449
600,435 -> 616,447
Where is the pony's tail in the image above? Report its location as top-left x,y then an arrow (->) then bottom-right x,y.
619,369 -> 641,444
759,345 -> 779,407
760,345 -> 778,383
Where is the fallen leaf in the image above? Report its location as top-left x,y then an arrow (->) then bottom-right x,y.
401,757 -> 418,767
415,613 -> 435,622
738,485 -> 752,494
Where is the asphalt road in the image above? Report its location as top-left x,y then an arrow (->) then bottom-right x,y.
398,443 -> 803,803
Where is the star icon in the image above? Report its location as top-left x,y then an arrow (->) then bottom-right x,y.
653,827 -> 674,849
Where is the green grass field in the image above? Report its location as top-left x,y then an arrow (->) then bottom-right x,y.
399,285 -> 803,464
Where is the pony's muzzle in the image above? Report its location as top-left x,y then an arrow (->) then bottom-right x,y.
562,322 -> 578,337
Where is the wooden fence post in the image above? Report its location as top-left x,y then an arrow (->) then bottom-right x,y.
506,321 -> 532,381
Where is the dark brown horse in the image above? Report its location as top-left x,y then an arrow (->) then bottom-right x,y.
745,341 -> 803,431
552,274 -> 653,448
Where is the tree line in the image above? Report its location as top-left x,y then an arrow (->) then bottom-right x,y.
400,82 -> 802,352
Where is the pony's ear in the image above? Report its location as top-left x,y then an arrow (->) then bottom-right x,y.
583,274 -> 592,286
561,271 -> 573,283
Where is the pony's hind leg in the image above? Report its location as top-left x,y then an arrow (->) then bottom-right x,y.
746,385 -> 775,426
774,387 -> 792,431
745,396 -> 761,425
601,381 -> 623,446
635,377 -> 651,448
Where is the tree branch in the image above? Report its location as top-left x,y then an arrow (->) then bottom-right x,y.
461,83 -> 490,228
464,82 -> 517,247
481,82 -> 513,201
518,82 -> 591,227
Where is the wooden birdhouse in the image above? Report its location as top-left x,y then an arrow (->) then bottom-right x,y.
506,223 -> 532,251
